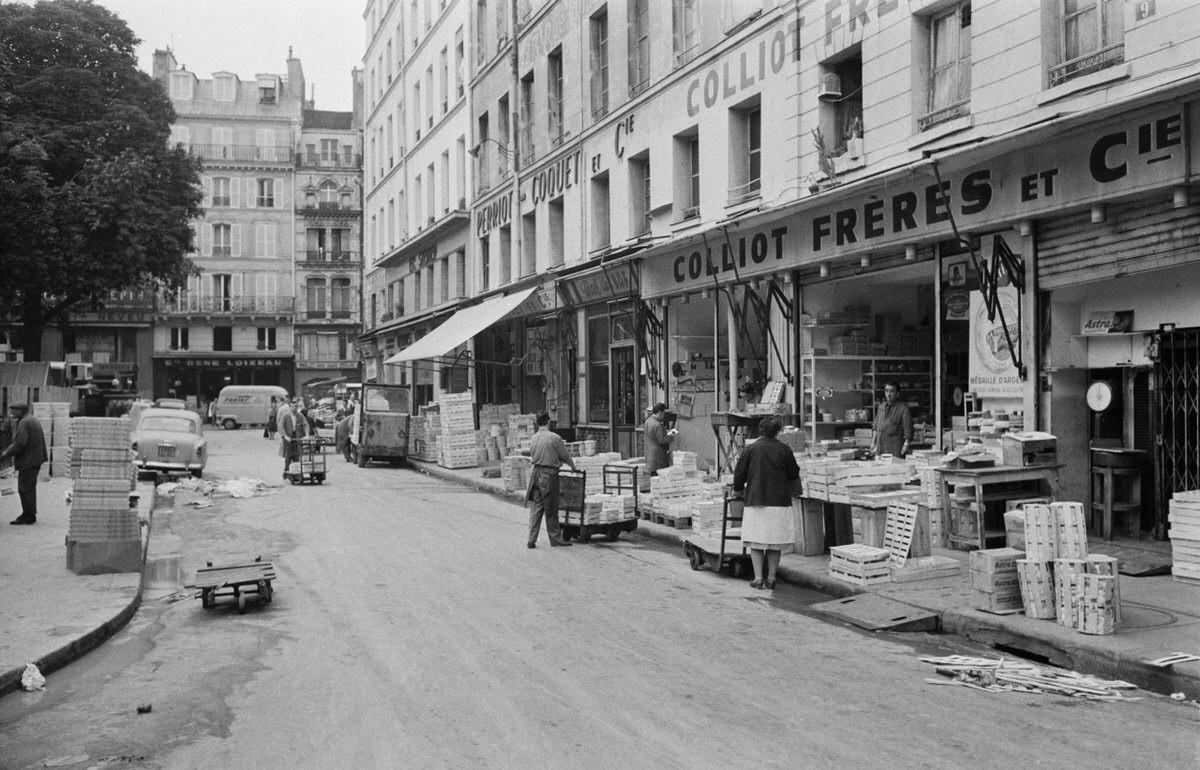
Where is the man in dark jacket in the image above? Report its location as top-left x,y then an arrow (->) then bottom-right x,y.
642,402 -> 676,476
1,403 -> 48,525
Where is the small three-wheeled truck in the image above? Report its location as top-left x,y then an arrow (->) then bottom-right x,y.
681,488 -> 752,577
195,557 -> 276,613
351,384 -> 412,467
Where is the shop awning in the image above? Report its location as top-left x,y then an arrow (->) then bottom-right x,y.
383,287 -> 537,364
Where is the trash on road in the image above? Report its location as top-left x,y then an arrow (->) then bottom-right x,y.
158,476 -> 274,499
920,655 -> 1140,700
21,662 -> 45,691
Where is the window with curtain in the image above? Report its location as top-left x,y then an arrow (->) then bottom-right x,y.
925,3 -> 971,127
306,278 -> 326,319
331,278 -> 352,318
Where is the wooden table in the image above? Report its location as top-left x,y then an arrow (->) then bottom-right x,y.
938,464 -> 1061,551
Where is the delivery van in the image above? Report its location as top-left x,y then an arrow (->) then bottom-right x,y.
215,385 -> 289,430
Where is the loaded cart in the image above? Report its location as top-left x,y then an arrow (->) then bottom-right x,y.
195,557 -> 275,613
682,487 -> 751,577
285,436 -> 326,484
557,468 -> 640,543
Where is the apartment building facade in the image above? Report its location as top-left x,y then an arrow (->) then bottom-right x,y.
359,0 -> 474,407
294,94 -> 366,393
152,49 -> 304,403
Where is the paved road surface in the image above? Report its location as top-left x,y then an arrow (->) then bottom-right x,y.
1,431 -> 1196,768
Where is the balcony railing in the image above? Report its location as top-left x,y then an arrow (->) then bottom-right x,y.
299,153 -> 363,168
303,249 -> 359,263
162,295 -> 295,314
188,144 -> 293,163
1048,42 -> 1125,87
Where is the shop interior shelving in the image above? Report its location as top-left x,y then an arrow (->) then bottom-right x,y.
800,353 -> 933,446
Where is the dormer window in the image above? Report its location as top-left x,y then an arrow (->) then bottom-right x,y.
169,72 -> 194,100
257,76 -> 278,103
213,74 -> 236,101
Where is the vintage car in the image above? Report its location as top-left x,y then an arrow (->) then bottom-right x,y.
152,398 -> 188,410
131,407 -> 207,477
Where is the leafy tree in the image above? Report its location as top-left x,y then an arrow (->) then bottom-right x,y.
0,0 -> 202,361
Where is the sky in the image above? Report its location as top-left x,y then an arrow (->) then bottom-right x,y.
91,0 -> 364,112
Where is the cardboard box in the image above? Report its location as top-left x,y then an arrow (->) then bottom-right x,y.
969,547 -> 1026,573
971,569 -> 1022,592
1001,432 -> 1058,467
973,587 -> 1024,612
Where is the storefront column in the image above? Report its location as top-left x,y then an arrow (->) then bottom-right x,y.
726,290 -> 738,411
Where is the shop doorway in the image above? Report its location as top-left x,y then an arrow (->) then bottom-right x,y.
611,343 -> 639,458
1155,327 -> 1200,538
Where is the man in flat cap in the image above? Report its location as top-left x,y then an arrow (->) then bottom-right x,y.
0,403 -> 47,525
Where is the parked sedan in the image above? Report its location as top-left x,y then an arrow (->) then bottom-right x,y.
131,407 -> 207,477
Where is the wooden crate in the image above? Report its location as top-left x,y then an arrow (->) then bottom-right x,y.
1052,558 -> 1089,626
1016,560 -> 1056,619
1023,504 -> 1059,562
1071,573 -> 1118,635
1052,501 -> 1089,559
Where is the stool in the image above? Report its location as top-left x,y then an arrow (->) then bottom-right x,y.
1090,465 -> 1141,540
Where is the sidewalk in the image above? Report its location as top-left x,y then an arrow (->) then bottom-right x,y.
0,475 -> 154,697
3,461 -> 1197,701
408,459 -> 1200,701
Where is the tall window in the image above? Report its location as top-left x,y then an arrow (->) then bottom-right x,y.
548,48 -> 564,146
331,278 -> 352,318
213,75 -> 235,101
590,173 -> 611,251
477,113 -> 491,191
212,177 -> 231,207
475,0 -> 487,63
672,0 -> 699,65
413,83 -> 422,139
630,154 -> 651,236
256,327 -> 277,351
923,3 -> 971,129
520,71 -> 535,165
587,314 -> 610,422
589,9 -> 610,119
685,135 -> 700,218
628,0 -> 650,97
213,224 -> 232,257
480,237 -> 491,292
454,28 -> 465,97
211,274 -> 232,312
1052,0 -> 1124,85
440,47 -> 449,113
254,223 -> 276,257
332,229 -> 351,260
729,103 -> 762,201
497,95 -> 510,178
306,277 -> 326,319
306,228 -> 326,260
256,178 -> 275,208
496,0 -> 507,43
170,327 -> 189,351
212,326 -> 233,351
319,180 -> 339,207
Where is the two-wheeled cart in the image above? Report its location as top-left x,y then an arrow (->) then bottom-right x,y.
557,468 -> 640,543
682,487 -> 751,577
285,436 -> 326,484
195,557 -> 276,613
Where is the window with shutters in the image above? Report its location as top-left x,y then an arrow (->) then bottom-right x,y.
497,96 -> 510,180
213,74 -> 236,101
475,0 -> 488,65
255,223 -> 276,257
629,153 -> 651,237
213,224 -> 232,257
211,274 -> 232,312
257,327 -> 277,351
548,48 -> 564,147
440,47 -> 449,114
590,9 -> 609,120
628,0 -> 650,97
212,177 -> 231,207
921,3 -> 971,130
331,278 -> 352,318
454,27 -> 465,97
519,71 -> 535,167
479,237 -> 490,293
674,130 -> 700,220
672,0 -> 699,66
590,172 -> 611,251
307,278 -> 327,319
729,100 -> 762,202
1050,0 -> 1124,86
169,73 -> 193,100
256,178 -> 275,208
307,228 -> 326,261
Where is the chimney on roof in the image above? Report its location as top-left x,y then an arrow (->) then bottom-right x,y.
152,48 -> 177,83
287,50 -> 305,102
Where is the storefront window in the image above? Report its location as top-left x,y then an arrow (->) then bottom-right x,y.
587,315 -> 609,422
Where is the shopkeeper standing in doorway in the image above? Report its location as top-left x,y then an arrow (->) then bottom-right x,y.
643,402 -> 676,476
871,382 -> 912,458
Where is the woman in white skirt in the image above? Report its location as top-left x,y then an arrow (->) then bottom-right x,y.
732,416 -> 801,589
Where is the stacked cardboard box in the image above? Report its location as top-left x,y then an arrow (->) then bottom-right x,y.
501,455 -> 531,493
437,393 -> 477,469
506,414 -> 537,453
1168,490 -> 1200,585
66,417 -> 140,574
574,452 -> 622,494
971,547 -> 1025,612
34,402 -> 72,477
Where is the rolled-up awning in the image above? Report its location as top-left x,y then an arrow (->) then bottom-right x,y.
383,287 -> 537,364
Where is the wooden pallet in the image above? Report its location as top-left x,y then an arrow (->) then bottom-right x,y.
654,513 -> 692,530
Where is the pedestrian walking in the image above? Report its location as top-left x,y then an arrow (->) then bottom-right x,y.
871,382 -> 912,458
731,415 -> 800,590
1,403 -> 48,525
642,402 -> 676,476
264,396 -> 279,439
206,400 -> 217,426
334,409 -> 352,462
525,411 -> 578,548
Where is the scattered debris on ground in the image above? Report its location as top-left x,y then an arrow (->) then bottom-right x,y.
21,662 -> 45,691
920,655 -> 1140,700
157,476 -> 275,500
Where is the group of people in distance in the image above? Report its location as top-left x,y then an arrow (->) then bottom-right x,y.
271,396 -> 358,477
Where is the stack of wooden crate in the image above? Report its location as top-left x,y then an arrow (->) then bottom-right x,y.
437,393 -> 477,469
1168,490 -> 1200,585
66,416 -> 140,574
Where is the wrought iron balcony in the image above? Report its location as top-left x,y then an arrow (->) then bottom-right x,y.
188,144 -> 293,163
160,295 -> 296,314
298,153 -> 363,169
